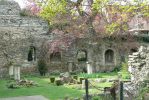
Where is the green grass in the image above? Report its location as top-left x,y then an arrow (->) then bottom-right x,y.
0,71 -> 131,100
79,72 -> 118,79
0,77 -> 83,100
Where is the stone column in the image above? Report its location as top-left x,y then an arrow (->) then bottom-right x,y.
87,61 -> 93,74
14,67 -> 20,80
68,61 -> 73,72
9,66 -> 14,76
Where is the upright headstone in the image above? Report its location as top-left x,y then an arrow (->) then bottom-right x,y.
9,66 -> 14,76
68,61 -> 73,72
87,62 -> 93,74
14,66 -> 20,80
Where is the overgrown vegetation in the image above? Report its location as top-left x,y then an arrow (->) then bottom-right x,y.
118,61 -> 131,80
137,86 -> 149,100
38,59 -> 47,76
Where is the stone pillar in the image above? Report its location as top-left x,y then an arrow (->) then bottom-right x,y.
87,62 -> 93,74
14,67 -> 20,80
9,66 -> 14,76
68,61 -> 73,72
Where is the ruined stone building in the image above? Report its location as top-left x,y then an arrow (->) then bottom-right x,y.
0,0 -> 48,75
0,0 -> 149,75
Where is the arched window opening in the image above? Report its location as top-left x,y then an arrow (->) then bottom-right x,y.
50,52 -> 61,62
105,49 -> 114,64
77,50 -> 87,62
28,46 -> 36,61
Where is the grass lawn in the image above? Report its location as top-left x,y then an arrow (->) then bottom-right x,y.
79,72 -> 118,79
0,77 -> 83,100
0,71 -> 130,100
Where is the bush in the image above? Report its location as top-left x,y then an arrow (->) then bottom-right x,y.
79,78 -> 84,84
73,75 -> 78,80
50,77 -> 55,83
50,70 -> 60,76
55,80 -> 63,86
112,67 -> 120,72
121,62 -> 128,72
38,59 -> 47,76
7,81 -> 20,89
92,96 -> 102,100
119,61 -> 130,80
70,70 -> 80,75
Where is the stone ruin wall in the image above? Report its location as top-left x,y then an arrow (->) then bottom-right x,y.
0,0 -> 145,76
124,45 -> 149,99
0,0 -> 49,77
55,38 -> 131,73
128,46 -> 149,84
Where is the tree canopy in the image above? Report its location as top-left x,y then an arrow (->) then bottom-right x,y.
26,0 -> 149,52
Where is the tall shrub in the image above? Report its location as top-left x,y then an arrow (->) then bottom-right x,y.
38,59 -> 47,76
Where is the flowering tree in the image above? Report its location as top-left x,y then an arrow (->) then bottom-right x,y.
26,0 -> 149,52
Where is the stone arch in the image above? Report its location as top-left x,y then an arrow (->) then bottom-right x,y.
105,49 -> 114,64
28,46 -> 36,61
77,50 -> 87,62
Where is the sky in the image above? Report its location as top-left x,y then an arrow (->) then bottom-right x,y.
13,0 -> 149,9
14,0 -> 27,9
13,0 -> 77,9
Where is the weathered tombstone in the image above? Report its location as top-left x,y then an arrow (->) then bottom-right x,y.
82,80 -> 85,89
9,66 -> 14,76
68,61 -> 73,72
14,66 -> 20,80
86,62 -> 93,74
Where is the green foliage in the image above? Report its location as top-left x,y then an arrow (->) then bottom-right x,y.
92,0 -> 109,12
32,0 -> 149,36
121,62 -> 128,72
112,66 -> 120,72
79,77 -> 84,84
39,0 -> 67,21
119,61 -> 131,80
139,36 -> 149,43
136,86 -> 149,100
55,80 -> 63,86
92,96 -> 102,100
50,77 -> 55,83
50,70 -> 61,76
38,59 -> 48,76
73,75 -> 78,80
79,72 -> 117,79
7,81 -> 20,89
0,77 -> 83,100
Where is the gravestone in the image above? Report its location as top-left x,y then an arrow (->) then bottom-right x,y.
14,66 -> 20,80
68,61 -> 73,72
87,62 -> 93,74
9,66 -> 14,76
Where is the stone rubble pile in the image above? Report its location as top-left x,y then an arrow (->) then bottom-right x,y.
124,46 -> 149,98
128,46 -> 149,84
